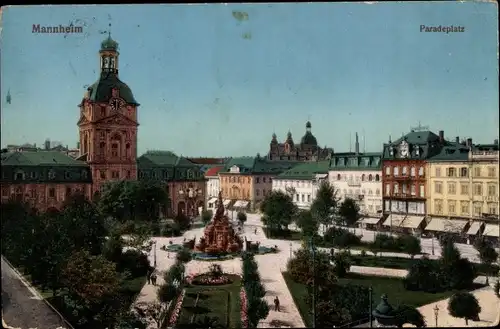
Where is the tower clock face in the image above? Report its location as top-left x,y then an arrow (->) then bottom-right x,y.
110,98 -> 126,112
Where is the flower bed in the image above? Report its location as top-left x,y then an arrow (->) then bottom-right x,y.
258,246 -> 278,254
191,274 -> 232,286
192,252 -> 235,261
165,244 -> 184,252
168,289 -> 186,327
240,287 -> 248,328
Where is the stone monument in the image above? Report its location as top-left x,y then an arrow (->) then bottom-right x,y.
195,191 -> 242,254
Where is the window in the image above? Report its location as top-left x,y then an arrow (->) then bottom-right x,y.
461,201 -> 469,214
435,168 -> 441,177
362,189 -> 366,195
418,167 -> 424,176
411,184 -> 416,196
163,171 -> 169,179
474,167 -> 481,177
100,170 -> 106,179
385,167 -> 391,175
473,183 -> 482,196
49,188 -> 56,198
99,131 -> 106,139
488,184 -> 496,196
376,189 -> 380,196
460,167 -> 468,177
402,166 -> 408,175
394,167 -> 399,176
361,174 -> 365,181
99,142 -> 106,156
394,184 -> 399,195
15,171 -> 25,180
367,174 -> 372,181
435,200 -> 443,214
101,108 -> 106,117
448,200 -> 456,214
447,168 -> 456,177
269,178 -> 272,183
337,174 -> 341,180
65,171 -> 71,179
256,177 -> 260,184
65,187 -> 71,198
434,182 -> 442,194
375,174 -> 380,181
307,195 -> 311,202
30,172 -> 37,179
473,203 -> 482,216
419,184 -> 425,197
111,143 -> 119,157
488,167 -> 496,177
30,189 -> 36,198
295,194 -> 299,202
112,171 -> 119,179
460,184 -> 469,195
402,184 -> 407,195
385,184 -> 390,196
248,177 -> 251,183
256,189 -> 260,196
263,177 -> 266,183
301,194 -> 305,202
488,203 -> 497,215
82,170 -> 88,179
447,182 -> 456,195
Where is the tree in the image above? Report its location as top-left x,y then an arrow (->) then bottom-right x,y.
176,248 -> 192,263
260,190 -> 297,232
174,213 -> 191,231
157,283 -> 179,305
201,209 -> 213,225
331,251 -> 352,278
404,257 -> 446,293
310,181 -> 339,231
474,237 -> 499,272
103,232 -> 124,264
337,197 -> 360,227
237,211 -> 247,225
394,305 -> 426,328
397,235 -> 422,258
448,292 -> 481,325
294,210 -> 319,237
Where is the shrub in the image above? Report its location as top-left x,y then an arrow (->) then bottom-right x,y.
323,227 -> 361,248
237,212 -> 247,224
286,247 -> 332,285
448,292 -> 481,325
103,234 -> 124,263
397,235 -> 421,257
157,283 -> 179,304
176,248 -> 192,263
164,262 -> 185,283
332,251 -> 352,278
404,257 -> 446,293
441,258 -> 476,290
174,213 -> 191,231
372,234 -> 400,252
201,210 -> 213,225
118,249 -> 150,278
209,264 -> 223,278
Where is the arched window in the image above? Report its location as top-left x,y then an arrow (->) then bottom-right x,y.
83,134 -> 89,154
375,174 -> 380,181
361,174 -> 366,181
337,174 -> 341,181
99,142 -> 106,156
368,174 -> 373,181
125,143 -> 131,158
111,133 -> 121,158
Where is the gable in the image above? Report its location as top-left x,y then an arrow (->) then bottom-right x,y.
77,114 -> 90,126
94,113 -> 138,126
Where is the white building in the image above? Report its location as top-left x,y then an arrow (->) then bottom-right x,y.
204,166 -> 224,211
328,152 -> 383,216
272,161 -> 330,209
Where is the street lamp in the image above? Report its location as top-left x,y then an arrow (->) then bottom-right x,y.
431,233 -> 435,255
153,241 -> 157,267
308,237 -> 316,328
289,242 -> 292,259
369,286 -> 373,328
434,305 -> 439,327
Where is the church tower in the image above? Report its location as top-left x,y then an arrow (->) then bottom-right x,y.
77,34 -> 140,194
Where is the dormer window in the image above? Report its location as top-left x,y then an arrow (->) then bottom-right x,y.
82,170 -> 88,179
30,172 -> 37,179
187,170 -> 193,179
48,170 -> 56,180
65,171 -> 71,179
15,171 -> 25,181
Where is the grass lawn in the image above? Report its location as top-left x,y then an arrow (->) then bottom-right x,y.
177,274 -> 241,328
283,272 -> 483,328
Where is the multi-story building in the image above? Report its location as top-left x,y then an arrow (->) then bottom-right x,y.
204,166 -> 224,211
425,139 -> 499,241
272,161 -> 329,209
267,121 -> 333,161
0,150 -> 93,211
137,151 -> 206,218
381,130 -> 446,234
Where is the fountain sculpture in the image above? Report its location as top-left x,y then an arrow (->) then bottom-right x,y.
195,191 -> 243,254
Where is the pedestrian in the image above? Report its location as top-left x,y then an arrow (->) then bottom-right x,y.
151,272 -> 157,286
146,269 -> 152,285
274,296 -> 280,312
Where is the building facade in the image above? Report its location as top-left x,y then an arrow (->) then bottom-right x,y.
381,130 -> 447,233
0,151 -> 92,211
272,161 -> 329,209
328,151 -> 383,216
205,166 -> 224,210
77,34 -> 140,194
267,121 -> 333,161
219,157 -> 256,210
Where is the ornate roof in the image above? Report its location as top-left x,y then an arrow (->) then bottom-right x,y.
330,152 -> 382,171
86,74 -> 139,105
276,161 -> 330,180
137,151 -> 205,182
100,35 -> 119,51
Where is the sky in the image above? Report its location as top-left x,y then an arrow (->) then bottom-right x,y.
1,2 -> 498,157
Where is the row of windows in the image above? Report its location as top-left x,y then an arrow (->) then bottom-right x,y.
385,183 -> 425,197
340,188 -> 381,196
294,193 -> 312,203
275,180 -> 312,188
138,170 -> 197,180
385,166 -> 424,177
335,173 -> 380,182
1,186 -> 82,200
436,166 -> 497,178
434,182 -> 497,196
220,188 -> 272,198
8,170 -> 88,181
434,199 -> 497,216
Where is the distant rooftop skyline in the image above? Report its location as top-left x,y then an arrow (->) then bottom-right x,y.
1,3 -> 498,156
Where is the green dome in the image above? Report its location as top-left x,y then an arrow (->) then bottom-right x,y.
87,74 -> 139,105
301,131 -> 318,146
101,35 -> 119,51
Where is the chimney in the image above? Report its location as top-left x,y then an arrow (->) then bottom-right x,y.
466,138 -> 473,147
455,136 -> 459,144
44,139 -> 50,150
355,132 -> 359,154
438,130 -> 444,142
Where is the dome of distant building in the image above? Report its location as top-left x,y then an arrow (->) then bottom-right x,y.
101,35 -> 119,51
87,76 -> 138,105
301,121 -> 317,146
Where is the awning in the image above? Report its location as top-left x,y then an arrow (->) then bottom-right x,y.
483,224 -> 500,238
467,221 -> 483,235
358,217 -> 382,225
401,216 -> 425,229
240,201 -> 249,208
234,200 -> 247,208
382,214 -> 406,227
425,218 -> 468,233
207,197 -> 218,204
223,199 -> 231,206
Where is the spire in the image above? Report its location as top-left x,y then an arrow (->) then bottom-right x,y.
355,132 -> 360,155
